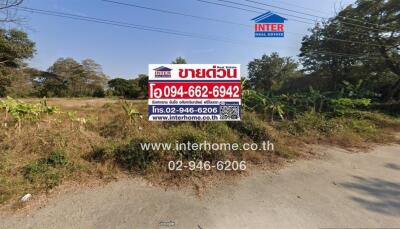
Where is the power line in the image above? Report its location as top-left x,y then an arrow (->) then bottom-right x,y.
195,0 -> 395,48
100,0 -> 249,28
304,50 -> 382,60
243,0 -> 396,31
210,0 -> 390,33
16,6 -> 389,60
18,6 -> 242,44
264,0 -> 329,15
196,0 -> 316,25
101,0 -> 391,48
196,0 -> 380,38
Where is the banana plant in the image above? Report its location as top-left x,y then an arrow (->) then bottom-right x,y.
265,97 -> 285,122
121,100 -> 141,122
0,97 -> 61,129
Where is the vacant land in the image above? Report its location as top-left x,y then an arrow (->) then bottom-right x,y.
0,98 -> 399,211
1,144 -> 399,228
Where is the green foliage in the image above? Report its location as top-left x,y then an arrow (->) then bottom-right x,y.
228,113 -> 272,142
283,111 -> 340,136
35,58 -> 108,98
85,145 -> 115,163
299,0 -> 400,101
93,87 -> 105,97
108,77 -> 146,99
168,124 -> 210,160
46,150 -> 69,167
242,91 -> 285,121
0,97 -> 60,128
39,97 -> 60,114
0,29 -> 36,68
108,78 -> 132,97
171,56 -> 187,64
66,111 -> 87,126
121,101 -> 141,121
248,52 -> 301,93
329,98 -> 371,115
0,28 -> 35,97
23,151 -> 69,190
345,119 -> 376,135
114,137 -> 159,171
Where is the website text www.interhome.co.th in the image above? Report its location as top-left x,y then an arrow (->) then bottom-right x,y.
139,141 -> 274,152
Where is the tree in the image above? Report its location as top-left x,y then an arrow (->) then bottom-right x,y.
107,75 -> 148,99
0,29 -> 35,67
0,28 -> 35,96
299,24 -> 358,90
108,78 -> 131,97
47,58 -> 84,96
248,52 -> 300,93
81,59 -> 108,96
40,58 -> 108,97
136,74 -> 148,98
300,0 -> 400,101
33,71 -> 69,97
171,56 -> 187,64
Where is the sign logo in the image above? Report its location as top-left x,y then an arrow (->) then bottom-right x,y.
252,11 -> 287,38
154,66 -> 172,78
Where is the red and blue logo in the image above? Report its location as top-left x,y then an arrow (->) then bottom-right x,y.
252,12 -> 287,38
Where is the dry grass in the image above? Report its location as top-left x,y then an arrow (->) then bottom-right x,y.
0,98 -> 399,210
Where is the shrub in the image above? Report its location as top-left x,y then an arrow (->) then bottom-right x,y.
345,119 -> 376,135
283,111 -> 339,136
114,137 -> 159,172
328,98 -> 371,115
85,143 -> 116,163
168,124 -> 211,160
23,150 -> 69,190
356,111 -> 400,128
228,113 -> 273,142
203,122 -> 239,143
93,87 -> 106,98
46,150 -> 68,167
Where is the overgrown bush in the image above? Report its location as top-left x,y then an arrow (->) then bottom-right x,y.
344,119 -> 376,135
328,98 -> 371,115
23,150 -> 69,190
85,144 -> 116,163
114,137 -> 160,172
282,111 -> 340,136
228,113 -> 274,142
168,124 -> 212,160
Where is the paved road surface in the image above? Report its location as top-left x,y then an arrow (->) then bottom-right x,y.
1,145 -> 400,229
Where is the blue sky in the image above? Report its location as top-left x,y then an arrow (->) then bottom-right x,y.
19,0 -> 355,78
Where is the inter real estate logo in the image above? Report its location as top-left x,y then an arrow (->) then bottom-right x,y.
153,66 -> 173,78
252,11 -> 287,38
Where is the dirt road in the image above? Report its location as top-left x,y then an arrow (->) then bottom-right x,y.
1,144 -> 400,229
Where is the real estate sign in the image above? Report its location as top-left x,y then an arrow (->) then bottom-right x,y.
148,64 -> 241,121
